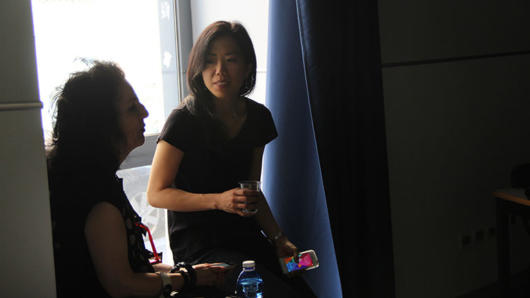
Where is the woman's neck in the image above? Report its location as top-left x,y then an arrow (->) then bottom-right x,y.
118,146 -> 133,165
214,96 -> 244,120
213,96 -> 247,139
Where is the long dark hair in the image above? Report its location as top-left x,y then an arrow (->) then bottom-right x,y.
47,61 -> 126,174
185,21 -> 257,117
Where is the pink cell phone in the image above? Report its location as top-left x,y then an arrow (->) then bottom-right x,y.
279,249 -> 319,274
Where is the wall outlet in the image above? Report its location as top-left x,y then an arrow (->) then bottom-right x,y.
459,226 -> 496,249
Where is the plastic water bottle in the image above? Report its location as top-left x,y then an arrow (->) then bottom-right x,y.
236,260 -> 263,297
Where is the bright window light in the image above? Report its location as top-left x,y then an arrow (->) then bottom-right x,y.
31,0 -> 174,139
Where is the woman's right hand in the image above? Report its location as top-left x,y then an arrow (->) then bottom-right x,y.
193,263 -> 232,287
215,188 -> 259,217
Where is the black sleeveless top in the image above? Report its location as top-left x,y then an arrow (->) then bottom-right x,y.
159,98 -> 278,262
48,169 -> 154,297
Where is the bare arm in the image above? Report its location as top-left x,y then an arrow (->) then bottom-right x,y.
84,202 -> 182,297
250,147 -> 298,257
147,140 -> 257,216
85,202 -> 227,297
147,140 -> 216,211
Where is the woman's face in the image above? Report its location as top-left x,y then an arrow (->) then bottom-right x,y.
201,36 -> 251,101
116,81 -> 148,156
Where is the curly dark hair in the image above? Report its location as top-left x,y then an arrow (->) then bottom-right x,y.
47,61 -> 126,173
185,21 -> 257,117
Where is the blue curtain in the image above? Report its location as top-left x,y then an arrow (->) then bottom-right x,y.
262,1 -> 342,297
264,0 -> 395,297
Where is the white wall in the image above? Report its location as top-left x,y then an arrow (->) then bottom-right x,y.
0,0 -> 56,297
379,1 -> 530,297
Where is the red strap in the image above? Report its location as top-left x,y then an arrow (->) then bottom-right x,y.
135,222 -> 162,264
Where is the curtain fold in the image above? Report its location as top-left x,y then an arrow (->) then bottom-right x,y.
263,0 -> 342,297
295,1 -> 396,297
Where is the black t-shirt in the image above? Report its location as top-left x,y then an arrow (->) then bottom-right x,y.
48,169 -> 154,298
159,98 -> 278,262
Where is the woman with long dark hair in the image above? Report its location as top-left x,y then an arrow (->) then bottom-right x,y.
147,21 -> 315,297
48,62 -> 229,297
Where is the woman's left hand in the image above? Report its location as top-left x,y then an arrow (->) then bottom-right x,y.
274,235 -> 298,259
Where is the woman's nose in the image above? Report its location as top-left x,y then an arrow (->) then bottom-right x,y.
215,60 -> 226,75
140,103 -> 149,118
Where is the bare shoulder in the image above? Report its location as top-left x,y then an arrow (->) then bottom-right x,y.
85,201 -> 122,228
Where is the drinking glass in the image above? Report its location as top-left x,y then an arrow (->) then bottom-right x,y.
238,180 -> 260,214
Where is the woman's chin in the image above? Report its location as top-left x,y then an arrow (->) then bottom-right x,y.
211,90 -> 238,100
126,137 -> 145,153
137,136 -> 146,147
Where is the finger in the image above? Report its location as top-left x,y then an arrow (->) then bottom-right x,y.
193,264 -> 209,269
244,196 -> 259,204
238,203 -> 259,215
293,250 -> 300,263
210,263 -> 234,270
232,195 -> 247,203
244,202 -> 258,209
236,202 -> 249,209
236,209 -> 248,217
235,188 -> 249,196
236,202 -> 255,211
241,189 -> 260,196
243,206 -> 260,215
234,194 -> 258,205
240,210 -> 254,217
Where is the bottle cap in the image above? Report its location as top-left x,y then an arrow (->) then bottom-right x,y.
242,260 -> 255,269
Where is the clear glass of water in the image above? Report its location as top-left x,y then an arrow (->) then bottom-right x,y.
238,180 -> 260,215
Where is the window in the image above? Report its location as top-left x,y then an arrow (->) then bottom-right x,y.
32,0 -> 269,167
32,0 -> 269,265
32,0 -> 180,140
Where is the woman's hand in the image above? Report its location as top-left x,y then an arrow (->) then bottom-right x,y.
153,263 -> 173,273
274,235 -> 298,259
192,263 -> 232,287
215,188 -> 260,217
275,236 -> 304,277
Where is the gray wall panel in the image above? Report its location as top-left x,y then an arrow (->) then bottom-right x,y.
384,54 -> 530,298
0,109 -> 55,297
379,0 -> 530,64
0,0 -> 40,103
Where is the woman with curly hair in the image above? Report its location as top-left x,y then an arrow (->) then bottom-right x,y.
48,61 -> 229,297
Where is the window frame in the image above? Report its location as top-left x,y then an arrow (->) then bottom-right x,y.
120,0 -> 192,170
